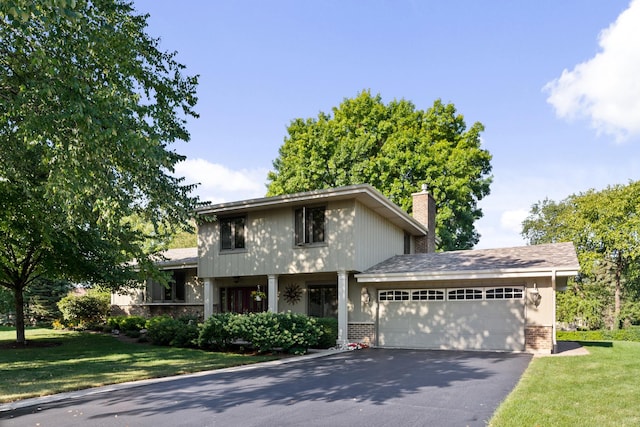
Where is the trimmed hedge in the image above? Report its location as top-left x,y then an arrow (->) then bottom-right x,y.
557,326 -> 640,343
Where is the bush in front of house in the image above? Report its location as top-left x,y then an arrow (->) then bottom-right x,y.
57,290 -> 110,329
196,312 -> 323,355
226,312 -> 323,355
314,317 -> 338,349
107,315 -> 147,334
145,315 -> 199,347
197,313 -> 236,351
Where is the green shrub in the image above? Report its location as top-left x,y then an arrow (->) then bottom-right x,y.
226,312 -> 323,355
107,314 -> 147,332
314,317 -> 338,349
171,315 -> 199,348
145,315 -> 198,347
145,316 -> 181,346
198,313 -> 236,350
557,326 -> 640,342
57,291 -> 110,329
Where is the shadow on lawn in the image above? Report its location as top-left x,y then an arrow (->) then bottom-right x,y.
579,341 -> 613,348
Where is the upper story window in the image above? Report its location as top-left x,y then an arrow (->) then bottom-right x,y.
220,215 -> 246,250
294,206 -> 325,245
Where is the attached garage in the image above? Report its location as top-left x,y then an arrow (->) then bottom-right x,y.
355,243 -> 581,354
377,287 -> 525,351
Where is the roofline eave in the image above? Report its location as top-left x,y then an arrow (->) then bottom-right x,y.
355,268 -> 580,283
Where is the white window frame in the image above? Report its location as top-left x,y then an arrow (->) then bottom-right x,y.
447,288 -> 484,301
485,286 -> 524,300
379,286 -> 525,302
411,289 -> 445,301
379,290 -> 410,301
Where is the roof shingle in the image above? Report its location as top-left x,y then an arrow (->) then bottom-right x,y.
361,242 -> 579,275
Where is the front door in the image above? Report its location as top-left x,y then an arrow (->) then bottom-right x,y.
221,287 -> 267,313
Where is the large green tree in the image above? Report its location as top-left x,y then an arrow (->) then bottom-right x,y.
522,181 -> 640,327
0,0 -> 199,343
267,90 -> 493,250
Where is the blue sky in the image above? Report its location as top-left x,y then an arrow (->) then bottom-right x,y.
134,0 -> 640,249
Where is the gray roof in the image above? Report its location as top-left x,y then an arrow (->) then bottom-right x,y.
358,242 -> 579,279
155,247 -> 198,268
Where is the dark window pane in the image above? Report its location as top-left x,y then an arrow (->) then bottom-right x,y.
220,220 -> 233,249
311,208 -> 325,242
234,217 -> 245,249
294,208 -> 304,245
174,271 -> 185,301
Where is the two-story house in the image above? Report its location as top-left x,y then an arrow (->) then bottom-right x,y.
112,184 -> 579,354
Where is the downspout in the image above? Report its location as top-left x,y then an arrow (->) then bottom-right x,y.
552,269 -> 557,354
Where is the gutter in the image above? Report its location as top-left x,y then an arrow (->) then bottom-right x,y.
356,267 -> 579,283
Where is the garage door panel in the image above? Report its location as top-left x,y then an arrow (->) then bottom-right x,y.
378,298 -> 525,351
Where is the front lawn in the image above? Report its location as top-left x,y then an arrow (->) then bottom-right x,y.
0,328 -> 279,403
490,341 -> 640,426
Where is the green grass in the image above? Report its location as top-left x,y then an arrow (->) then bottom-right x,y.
0,327 -> 279,403
490,341 -> 640,427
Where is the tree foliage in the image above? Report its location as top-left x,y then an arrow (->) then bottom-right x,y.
522,181 -> 640,328
266,90 -> 492,250
0,0 -> 199,342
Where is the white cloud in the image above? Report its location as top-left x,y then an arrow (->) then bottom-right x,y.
173,158 -> 269,204
500,209 -> 529,234
544,0 -> 640,141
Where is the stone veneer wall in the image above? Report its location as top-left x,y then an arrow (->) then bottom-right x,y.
525,325 -> 553,353
348,322 -> 375,345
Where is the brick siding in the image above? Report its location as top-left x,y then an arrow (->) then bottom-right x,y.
525,325 -> 553,353
348,322 -> 375,345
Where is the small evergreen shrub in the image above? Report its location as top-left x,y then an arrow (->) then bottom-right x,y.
314,317 -> 338,349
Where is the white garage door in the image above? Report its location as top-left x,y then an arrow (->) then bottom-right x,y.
377,287 -> 525,351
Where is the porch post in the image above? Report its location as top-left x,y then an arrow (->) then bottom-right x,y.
268,274 -> 278,313
204,278 -> 213,319
337,270 -> 349,348
204,278 -> 219,319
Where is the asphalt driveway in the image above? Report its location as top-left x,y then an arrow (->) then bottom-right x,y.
1,348 -> 531,427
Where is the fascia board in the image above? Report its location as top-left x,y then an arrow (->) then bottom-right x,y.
196,184 -> 427,235
159,262 -> 198,270
356,268 -> 579,283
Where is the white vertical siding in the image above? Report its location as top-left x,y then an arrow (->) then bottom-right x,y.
198,200 -> 358,277
353,200 -> 406,272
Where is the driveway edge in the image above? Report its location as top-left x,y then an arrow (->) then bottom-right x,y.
0,348 -> 348,413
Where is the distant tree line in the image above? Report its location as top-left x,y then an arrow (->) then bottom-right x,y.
522,180 -> 640,329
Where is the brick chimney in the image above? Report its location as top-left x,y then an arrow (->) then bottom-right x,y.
412,184 -> 436,253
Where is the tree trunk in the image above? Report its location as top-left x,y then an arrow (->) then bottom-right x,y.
613,253 -> 623,329
14,285 -> 26,344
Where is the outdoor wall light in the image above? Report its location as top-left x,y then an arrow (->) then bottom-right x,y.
362,287 -> 371,305
530,283 -> 542,307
